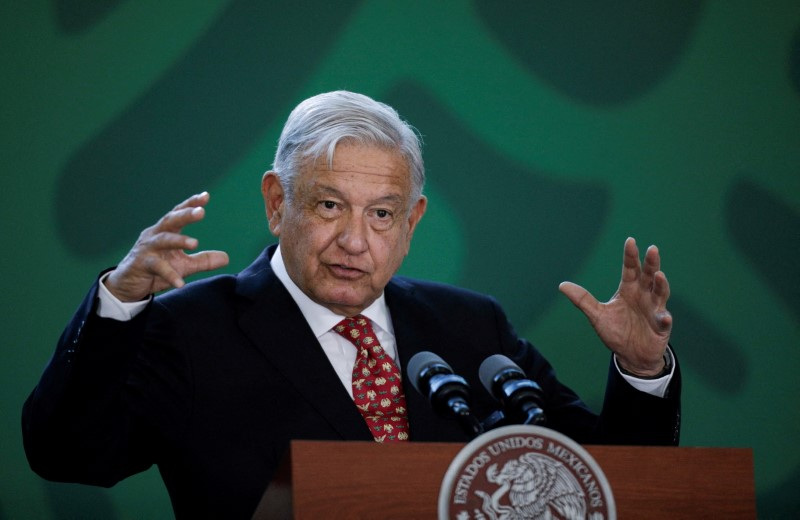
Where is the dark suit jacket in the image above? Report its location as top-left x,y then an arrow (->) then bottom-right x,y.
23,245 -> 680,519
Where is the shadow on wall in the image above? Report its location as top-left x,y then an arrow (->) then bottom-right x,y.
54,0 -> 362,258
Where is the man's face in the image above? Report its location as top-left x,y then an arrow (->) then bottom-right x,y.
262,144 -> 427,316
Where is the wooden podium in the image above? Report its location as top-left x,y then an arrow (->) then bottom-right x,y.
253,440 -> 756,519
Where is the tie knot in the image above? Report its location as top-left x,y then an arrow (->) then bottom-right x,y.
333,315 -> 376,349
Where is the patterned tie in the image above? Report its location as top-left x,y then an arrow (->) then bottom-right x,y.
333,315 -> 410,442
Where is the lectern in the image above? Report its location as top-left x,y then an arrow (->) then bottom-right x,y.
253,440 -> 755,519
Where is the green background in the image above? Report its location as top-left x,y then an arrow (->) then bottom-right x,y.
2,1 -> 799,517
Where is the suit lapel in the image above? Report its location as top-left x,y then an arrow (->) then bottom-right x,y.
386,279 -> 471,443
234,247 -> 372,441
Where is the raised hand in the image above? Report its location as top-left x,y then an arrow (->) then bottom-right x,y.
104,192 -> 230,302
558,237 -> 672,377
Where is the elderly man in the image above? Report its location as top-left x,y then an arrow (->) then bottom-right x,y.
23,91 -> 679,519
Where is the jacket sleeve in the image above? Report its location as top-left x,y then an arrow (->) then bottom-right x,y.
21,276 -> 163,486
596,354 -> 681,445
494,298 -> 681,446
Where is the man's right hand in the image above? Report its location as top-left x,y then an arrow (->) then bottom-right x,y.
104,192 -> 230,302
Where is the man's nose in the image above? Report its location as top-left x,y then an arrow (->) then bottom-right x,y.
336,213 -> 368,254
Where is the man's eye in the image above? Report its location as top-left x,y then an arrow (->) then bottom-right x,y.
321,201 -> 337,210
376,209 -> 390,219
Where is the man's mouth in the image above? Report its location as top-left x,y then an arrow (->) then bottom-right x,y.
327,263 -> 367,279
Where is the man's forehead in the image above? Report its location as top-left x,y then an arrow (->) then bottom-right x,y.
310,145 -> 408,176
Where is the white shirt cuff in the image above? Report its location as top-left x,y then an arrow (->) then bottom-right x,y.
96,272 -> 151,321
614,348 -> 675,398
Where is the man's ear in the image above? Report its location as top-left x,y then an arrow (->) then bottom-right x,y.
404,195 -> 427,250
262,171 -> 285,236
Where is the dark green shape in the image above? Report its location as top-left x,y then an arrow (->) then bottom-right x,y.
55,0 -> 361,257
54,0 -> 124,34
790,25 -> 800,96
387,82 -> 608,326
726,179 -> 800,317
668,296 -> 747,394
758,466 -> 800,519
45,482 -> 118,520
474,0 -> 704,105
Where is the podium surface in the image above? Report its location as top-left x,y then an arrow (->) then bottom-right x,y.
254,440 -> 755,519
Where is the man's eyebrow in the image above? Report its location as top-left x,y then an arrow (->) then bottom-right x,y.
313,185 -> 345,198
311,185 -> 405,206
372,194 -> 405,205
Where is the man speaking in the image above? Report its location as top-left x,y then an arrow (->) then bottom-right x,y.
23,91 -> 679,518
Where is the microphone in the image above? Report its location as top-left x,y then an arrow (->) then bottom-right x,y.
406,351 -> 484,439
479,354 -> 546,426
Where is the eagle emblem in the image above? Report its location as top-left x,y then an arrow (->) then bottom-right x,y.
475,453 -> 588,520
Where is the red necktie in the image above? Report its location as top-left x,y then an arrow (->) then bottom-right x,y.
333,315 -> 410,442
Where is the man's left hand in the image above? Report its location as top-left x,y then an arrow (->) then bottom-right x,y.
559,237 -> 672,377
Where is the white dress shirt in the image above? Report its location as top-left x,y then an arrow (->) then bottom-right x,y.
268,246 -> 398,398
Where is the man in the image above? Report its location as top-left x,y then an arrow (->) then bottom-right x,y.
23,91 -> 679,519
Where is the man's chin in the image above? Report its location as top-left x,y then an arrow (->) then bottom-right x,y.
316,290 -> 375,317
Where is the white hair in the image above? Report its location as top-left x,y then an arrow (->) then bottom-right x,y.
272,91 -> 425,211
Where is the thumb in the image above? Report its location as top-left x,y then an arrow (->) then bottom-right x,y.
559,281 -> 600,321
654,309 -> 673,334
183,250 -> 230,277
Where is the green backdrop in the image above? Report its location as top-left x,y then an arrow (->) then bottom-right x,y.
2,1 -> 799,518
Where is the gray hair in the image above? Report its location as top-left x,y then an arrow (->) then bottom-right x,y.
271,91 -> 425,211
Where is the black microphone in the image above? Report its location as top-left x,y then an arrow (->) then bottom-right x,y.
406,351 -> 484,439
479,354 -> 546,426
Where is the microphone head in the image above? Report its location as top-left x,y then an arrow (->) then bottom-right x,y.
479,354 -> 524,394
407,351 -> 451,395
480,354 -> 546,425
406,352 -> 484,438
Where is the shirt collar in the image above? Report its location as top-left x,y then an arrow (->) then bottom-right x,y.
270,245 -> 394,339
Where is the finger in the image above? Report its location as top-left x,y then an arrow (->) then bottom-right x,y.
153,192 -> 211,233
640,244 -> 661,290
143,231 -> 199,252
157,206 -> 207,233
652,270 -> 670,305
153,250 -> 229,290
559,281 -> 600,322
183,250 -> 230,277
644,244 -> 661,273
621,237 -> 642,284
171,191 -> 210,212
143,255 -> 187,289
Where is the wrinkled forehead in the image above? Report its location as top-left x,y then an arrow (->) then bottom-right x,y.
301,144 -> 412,190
